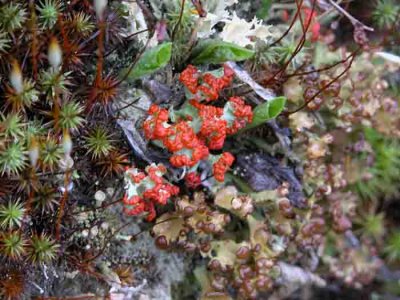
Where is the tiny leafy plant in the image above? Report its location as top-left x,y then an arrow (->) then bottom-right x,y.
27,234 -> 59,264
0,231 -> 27,260
385,232 -> 400,262
373,0 -> 399,29
0,201 -> 25,230
85,126 -> 114,159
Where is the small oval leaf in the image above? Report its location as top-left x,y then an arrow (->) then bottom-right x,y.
124,42 -> 172,81
267,96 -> 286,119
191,40 -> 255,65
246,96 -> 286,129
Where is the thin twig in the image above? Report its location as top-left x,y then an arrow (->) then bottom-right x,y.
286,51 -> 356,78
269,3 -> 301,48
55,166 -> 71,240
327,0 -> 374,31
263,0 -> 316,85
104,29 -> 149,58
286,47 -> 360,115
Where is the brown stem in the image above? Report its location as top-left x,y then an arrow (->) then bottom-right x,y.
29,1 -> 38,80
327,0 -> 374,32
268,3 -> 301,48
55,167 -> 71,240
86,20 -> 106,111
286,51 -> 356,78
136,0 -> 157,33
286,48 -> 360,115
191,0 -> 207,17
263,0 -> 316,85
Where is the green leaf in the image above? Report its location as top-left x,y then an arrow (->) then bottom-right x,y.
124,42 -> 172,80
191,40 -> 255,65
246,96 -> 286,129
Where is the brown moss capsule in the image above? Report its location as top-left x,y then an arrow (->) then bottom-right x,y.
313,97 -> 323,106
196,220 -> 205,230
242,279 -> 255,295
10,60 -> 23,94
208,259 -> 221,271
211,275 -> 227,292
183,242 -> 196,252
183,206 -> 194,217
239,265 -> 253,280
200,241 -> 211,253
332,97 -> 344,108
197,205 -> 207,214
224,214 -> 231,224
301,218 -> 325,237
278,198 -> 295,219
236,246 -> 251,259
348,96 -> 360,107
253,243 -> 261,254
333,215 -> 352,233
206,223 -> 216,233
307,100 -> 319,110
303,87 -> 318,99
225,265 -> 233,273
256,275 -> 272,290
256,258 -> 274,273
277,183 -> 290,197
155,235 -> 169,250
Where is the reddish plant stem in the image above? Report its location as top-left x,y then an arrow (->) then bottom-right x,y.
55,168 -> 71,240
95,21 -> 105,84
86,20 -> 105,111
29,0 -> 38,80
191,0 -> 207,17
268,4 -> 301,48
263,0 -> 317,86
286,51 -> 356,78
286,48 -> 360,115
57,13 -> 71,72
